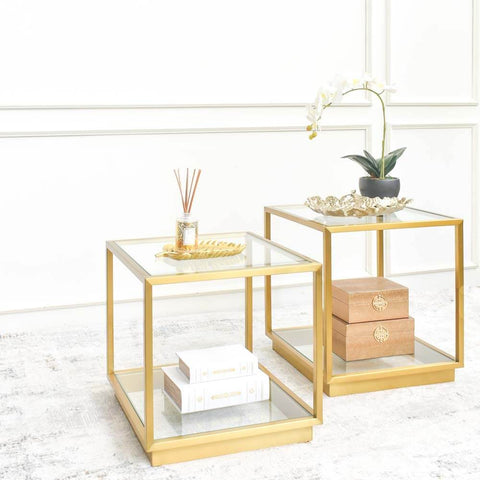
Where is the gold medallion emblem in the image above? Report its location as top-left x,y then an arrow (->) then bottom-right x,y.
372,294 -> 388,311
373,325 -> 389,343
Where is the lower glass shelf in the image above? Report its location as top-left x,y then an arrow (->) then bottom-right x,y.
115,365 -> 311,440
273,326 -> 455,375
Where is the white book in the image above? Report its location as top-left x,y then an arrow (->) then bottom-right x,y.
162,366 -> 270,414
177,344 -> 258,383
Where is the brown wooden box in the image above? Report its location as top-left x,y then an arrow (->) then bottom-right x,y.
332,315 -> 415,362
332,277 -> 409,323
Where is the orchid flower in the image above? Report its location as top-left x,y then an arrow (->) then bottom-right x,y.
306,73 -> 406,179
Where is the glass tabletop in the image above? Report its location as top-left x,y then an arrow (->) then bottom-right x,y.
267,205 -> 459,228
109,232 -> 315,278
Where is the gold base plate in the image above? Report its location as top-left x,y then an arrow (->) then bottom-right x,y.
110,370 -> 318,467
324,369 -> 455,397
272,332 -> 456,397
148,426 -> 312,466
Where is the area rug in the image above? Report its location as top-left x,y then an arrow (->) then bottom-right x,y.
1,287 -> 479,480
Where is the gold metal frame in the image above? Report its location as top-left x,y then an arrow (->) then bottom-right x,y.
264,206 -> 464,397
106,232 -> 322,466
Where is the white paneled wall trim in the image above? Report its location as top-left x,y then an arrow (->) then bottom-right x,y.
0,0 -> 371,107
0,127 -> 369,312
386,123 -> 478,275
386,0 -> 479,106
0,125 -> 370,139
0,102 -> 372,110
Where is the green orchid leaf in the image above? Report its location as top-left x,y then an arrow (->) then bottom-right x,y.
385,147 -> 407,164
362,151 -> 386,177
346,151 -> 380,176
383,147 -> 406,176
342,154 -> 380,177
363,150 -> 382,175
363,150 -> 377,164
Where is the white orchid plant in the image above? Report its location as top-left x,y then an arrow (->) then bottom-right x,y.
306,74 -> 406,180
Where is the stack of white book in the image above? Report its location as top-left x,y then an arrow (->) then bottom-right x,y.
162,344 -> 270,414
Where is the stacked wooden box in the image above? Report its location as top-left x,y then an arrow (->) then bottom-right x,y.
332,277 -> 415,361
162,344 -> 270,414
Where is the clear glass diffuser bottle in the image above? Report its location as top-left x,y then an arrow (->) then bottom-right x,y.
175,212 -> 198,251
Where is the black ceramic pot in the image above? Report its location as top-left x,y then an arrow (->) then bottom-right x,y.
359,177 -> 400,198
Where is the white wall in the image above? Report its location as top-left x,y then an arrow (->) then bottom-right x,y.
0,0 -> 478,312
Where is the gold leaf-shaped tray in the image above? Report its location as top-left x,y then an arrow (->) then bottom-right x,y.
305,191 -> 412,217
155,240 -> 246,260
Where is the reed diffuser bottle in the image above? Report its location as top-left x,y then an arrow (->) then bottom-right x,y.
174,168 -> 201,251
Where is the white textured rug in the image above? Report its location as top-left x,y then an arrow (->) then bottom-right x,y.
1,288 -> 480,480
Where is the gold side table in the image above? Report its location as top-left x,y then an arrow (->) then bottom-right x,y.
264,206 -> 464,397
106,232 -> 322,466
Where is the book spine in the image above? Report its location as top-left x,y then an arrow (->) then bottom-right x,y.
180,373 -> 269,414
187,358 -> 258,383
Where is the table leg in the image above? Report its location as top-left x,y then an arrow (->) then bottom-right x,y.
264,211 -> 272,337
455,222 -> 464,366
323,230 -> 332,386
144,280 -> 154,449
313,268 -> 323,421
245,277 -> 253,352
106,249 -> 114,375
376,230 -> 384,277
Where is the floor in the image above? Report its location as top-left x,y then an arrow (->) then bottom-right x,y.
1,287 -> 479,480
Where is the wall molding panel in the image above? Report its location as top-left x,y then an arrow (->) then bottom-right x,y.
0,126 -> 370,312
385,0 -> 478,106
0,0 -> 371,109
384,123 -> 478,276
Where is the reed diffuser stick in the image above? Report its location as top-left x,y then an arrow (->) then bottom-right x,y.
174,169 -> 186,212
187,169 -> 201,213
186,169 -> 194,211
185,168 -> 189,213
174,168 -> 202,214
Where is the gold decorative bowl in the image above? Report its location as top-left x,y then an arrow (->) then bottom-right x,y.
305,191 -> 412,217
